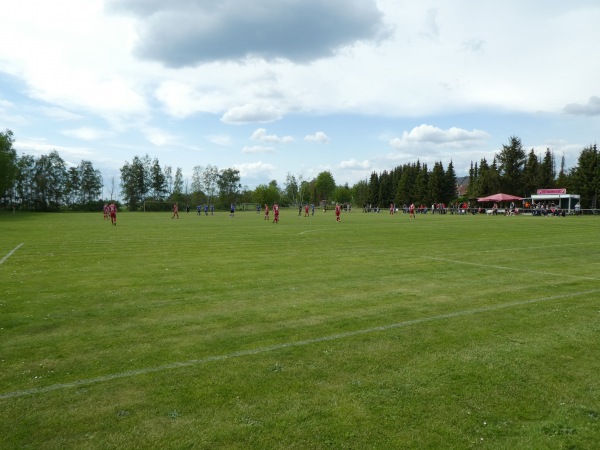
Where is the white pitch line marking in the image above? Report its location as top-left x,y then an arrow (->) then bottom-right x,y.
1,288 -> 598,401
459,241 -> 600,256
422,256 -> 600,282
299,228 -> 325,235
0,243 -> 23,266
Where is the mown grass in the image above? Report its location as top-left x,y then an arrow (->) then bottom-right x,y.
0,209 -> 599,449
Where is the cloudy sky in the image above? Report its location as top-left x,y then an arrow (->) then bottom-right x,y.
1,0 -> 599,194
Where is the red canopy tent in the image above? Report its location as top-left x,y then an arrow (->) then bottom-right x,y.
477,193 -> 522,202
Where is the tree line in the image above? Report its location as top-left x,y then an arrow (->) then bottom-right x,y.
466,136 -> 599,208
355,136 -> 599,208
119,154 -> 245,211
0,130 -> 103,211
2,129 -> 599,211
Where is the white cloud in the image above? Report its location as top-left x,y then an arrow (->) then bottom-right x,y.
390,124 -> 489,149
384,124 -> 493,172
0,99 -> 28,125
420,8 -> 440,40
222,104 -> 283,124
205,135 -> 232,147
251,128 -> 294,144
61,127 -> 112,141
142,127 -> 179,146
461,38 -> 486,54
13,138 -> 94,159
242,145 -> 275,154
529,140 -> 587,173
155,79 -> 239,119
304,131 -> 330,143
155,81 -> 202,119
564,96 -> 600,116
0,0 -> 148,128
233,161 -> 276,177
41,107 -> 83,121
339,159 -> 370,170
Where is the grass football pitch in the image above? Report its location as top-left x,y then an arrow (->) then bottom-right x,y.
1,209 -> 599,449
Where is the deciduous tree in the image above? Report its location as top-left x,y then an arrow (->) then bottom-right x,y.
0,129 -> 17,205
218,168 -> 241,205
15,154 -> 36,209
34,151 -> 67,210
315,171 -> 336,204
120,155 -> 151,210
201,165 -> 219,205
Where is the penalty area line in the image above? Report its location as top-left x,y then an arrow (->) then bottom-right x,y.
0,243 -> 23,266
422,256 -> 600,282
1,288 -> 598,400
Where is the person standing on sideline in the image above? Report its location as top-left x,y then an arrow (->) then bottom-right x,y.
264,204 -> 269,220
273,203 -> 280,223
230,203 -> 235,218
172,203 -> 179,219
108,202 -> 117,225
409,202 -> 416,219
335,203 -> 341,222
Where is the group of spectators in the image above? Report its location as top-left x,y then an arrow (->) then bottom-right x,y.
363,202 -> 474,214
361,200 -> 583,216
531,202 -> 566,217
487,201 -> 519,216
362,204 -> 382,213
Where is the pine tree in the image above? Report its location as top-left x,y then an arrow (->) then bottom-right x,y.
496,136 -> 526,195
444,160 -> 457,204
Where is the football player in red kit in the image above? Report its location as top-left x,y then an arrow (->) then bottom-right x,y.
108,202 -> 117,225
